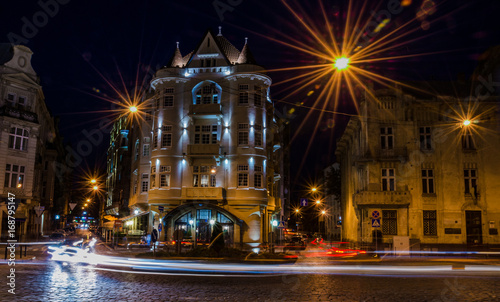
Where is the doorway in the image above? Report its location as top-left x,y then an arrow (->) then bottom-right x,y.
465,211 -> 482,245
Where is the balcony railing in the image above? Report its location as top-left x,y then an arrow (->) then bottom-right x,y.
188,104 -> 222,117
353,190 -> 411,207
354,147 -> 408,162
181,187 -> 224,200
187,144 -> 221,156
0,106 -> 38,123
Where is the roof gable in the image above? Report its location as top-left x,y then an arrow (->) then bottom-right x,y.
186,29 -> 235,68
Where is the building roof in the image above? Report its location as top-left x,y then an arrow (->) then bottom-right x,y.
237,38 -> 257,64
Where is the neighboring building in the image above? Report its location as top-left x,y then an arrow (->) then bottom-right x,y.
336,85 -> 500,248
120,29 -> 286,250
0,45 -> 62,239
322,163 -> 342,241
105,116 -> 131,217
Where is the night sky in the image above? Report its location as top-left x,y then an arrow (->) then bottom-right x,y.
1,0 -> 498,187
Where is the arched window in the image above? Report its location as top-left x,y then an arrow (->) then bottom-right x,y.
192,81 -> 221,105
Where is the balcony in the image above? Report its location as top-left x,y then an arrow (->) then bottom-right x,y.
188,104 -> 222,118
181,187 -> 224,201
353,190 -> 411,207
187,144 -> 220,156
354,147 -> 408,163
0,106 -> 38,123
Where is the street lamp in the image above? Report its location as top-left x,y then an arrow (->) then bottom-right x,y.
90,179 -> 96,184
334,57 -> 350,71
129,106 -> 138,113
463,119 -> 471,126
93,185 -> 98,191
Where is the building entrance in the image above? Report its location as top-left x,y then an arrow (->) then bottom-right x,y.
466,211 -> 482,244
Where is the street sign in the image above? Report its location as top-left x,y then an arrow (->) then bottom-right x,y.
34,206 -> 45,217
158,206 -> 164,213
299,198 -> 308,207
372,218 -> 381,228
371,210 -> 380,219
151,229 -> 158,242
69,203 -> 77,211
158,223 -> 162,232
277,221 -> 286,229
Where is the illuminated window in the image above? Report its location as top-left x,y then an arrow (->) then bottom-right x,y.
238,165 -> 249,187
193,166 -> 215,187
4,164 -> 25,188
464,169 -> 477,194
150,174 -> 156,188
160,165 -> 171,187
422,169 -> 434,194
254,166 -> 263,188
195,84 -> 218,105
8,127 -> 29,151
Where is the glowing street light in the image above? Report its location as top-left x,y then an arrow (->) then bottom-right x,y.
321,210 -> 326,215
311,187 -> 317,193
316,200 -> 321,205
90,179 -> 96,184
463,120 -> 471,126
129,106 -> 138,113
93,185 -> 98,191
84,203 -> 88,207
334,57 -> 350,70
86,199 -> 90,202
295,209 -> 300,213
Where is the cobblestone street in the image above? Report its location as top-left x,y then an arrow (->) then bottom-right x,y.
1,261 -> 499,302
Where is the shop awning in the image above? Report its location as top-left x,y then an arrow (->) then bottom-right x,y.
121,210 -> 150,222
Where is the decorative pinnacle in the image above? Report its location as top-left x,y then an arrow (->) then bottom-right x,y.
245,37 -> 248,44
218,26 -> 222,36
176,41 -> 179,48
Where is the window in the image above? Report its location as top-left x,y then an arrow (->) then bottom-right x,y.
8,127 -> 29,151
165,88 -> 174,94
239,84 -> 249,105
194,125 -> 217,144
238,165 -> 249,187
422,169 -> 434,194
143,144 -> 150,157
195,84 -> 218,105
464,169 -> 477,194
381,168 -> 395,191
380,127 -> 394,149
254,124 -> 263,147
423,210 -> 437,236
4,164 -> 25,188
159,165 -> 171,187
238,123 -> 249,145
153,134 -> 158,149
254,86 -> 262,107
6,93 -> 15,107
193,166 -> 215,187
164,95 -> 174,107
150,174 -> 156,188
419,127 -> 432,150
160,165 -> 171,172
141,181 -> 149,192
382,210 -> 397,235
160,174 -> 170,187
18,96 -> 26,109
254,166 -> 263,188
162,133 -> 172,147
462,132 -> 475,149
134,141 -> 139,161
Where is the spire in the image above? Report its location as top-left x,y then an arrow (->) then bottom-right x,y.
218,26 -> 222,36
237,38 -> 257,65
169,42 -> 184,68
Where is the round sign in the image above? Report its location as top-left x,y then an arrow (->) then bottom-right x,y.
371,210 -> 380,219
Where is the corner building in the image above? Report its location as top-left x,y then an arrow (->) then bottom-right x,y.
126,29 -> 284,249
336,85 -> 500,249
